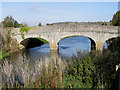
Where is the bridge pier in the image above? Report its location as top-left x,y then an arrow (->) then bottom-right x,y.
96,41 -> 104,51
49,42 -> 59,51
50,50 -> 59,60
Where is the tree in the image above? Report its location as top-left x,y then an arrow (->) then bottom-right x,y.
107,10 -> 120,53
38,22 -> 42,26
19,24 -> 24,27
19,23 -> 28,28
111,10 -> 120,26
14,20 -> 19,28
2,16 -> 19,28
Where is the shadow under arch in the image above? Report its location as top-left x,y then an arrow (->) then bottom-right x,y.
20,38 -> 49,48
104,36 -> 120,52
58,35 -> 96,51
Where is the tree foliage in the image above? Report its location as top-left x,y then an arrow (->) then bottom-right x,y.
2,16 -> 19,28
106,37 -> 120,53
111,10 -> 120,26
20,26 -> 36,39
38,22 -> 42,26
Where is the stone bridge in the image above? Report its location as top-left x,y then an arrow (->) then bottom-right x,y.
11,23 -> 118,51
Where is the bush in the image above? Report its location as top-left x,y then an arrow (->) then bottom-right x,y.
66,51 -> 96,88
1,50 -> 119,88
65,50 -> 120,88
2,29 -> 19,54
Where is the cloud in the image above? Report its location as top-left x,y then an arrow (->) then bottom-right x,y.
29,4 -> 41,11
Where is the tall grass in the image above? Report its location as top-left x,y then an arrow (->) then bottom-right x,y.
1,50 -> 119,88
1,54 -> 66,88
2,29 -> 19,55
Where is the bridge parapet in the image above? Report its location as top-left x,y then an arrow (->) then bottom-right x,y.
29,25 -> 118,32
12,24 -> 118,35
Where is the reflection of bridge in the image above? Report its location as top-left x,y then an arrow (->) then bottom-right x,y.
12,23 -> 118,51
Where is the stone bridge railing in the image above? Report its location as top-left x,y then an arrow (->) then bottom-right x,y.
12,24 -> 118,34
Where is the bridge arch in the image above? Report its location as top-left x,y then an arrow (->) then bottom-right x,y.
57,34 -> 96,51
104,36 -> 120,52
13,34 -> 50,49
104,36 -> 119,43
20,37 -> 49,48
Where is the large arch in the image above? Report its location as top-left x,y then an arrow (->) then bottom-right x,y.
57,35 -> 96,51
20,37 -> 49,48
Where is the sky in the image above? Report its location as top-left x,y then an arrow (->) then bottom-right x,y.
1,2 -> 118,26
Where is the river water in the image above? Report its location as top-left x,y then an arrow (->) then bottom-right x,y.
26,36 -> 107,60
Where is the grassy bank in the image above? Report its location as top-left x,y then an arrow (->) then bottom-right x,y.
63,35 -> 79,39
0,51 -> 10,60
36,38 -> 48,44
2,29 -> 20,58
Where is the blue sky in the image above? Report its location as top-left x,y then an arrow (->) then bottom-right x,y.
2,2 -> 118,26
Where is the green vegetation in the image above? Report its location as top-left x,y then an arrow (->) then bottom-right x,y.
65,50 -> 120,88
20,27 -> 32,39
64,75 -> 92,88
101,22 -> 107,26
20,27 -> 36,39
2,29 -> 19,56
63,35 -> 79,39
1,16 -> 29,28
36,38 -> 48,44
46,23 -> 54,25
38,22 -> 42,26
1,50 -> 119,88
20,27 -> 32,33
1,16 -> 19,28
106,37 -> 120,53
1,10 -> 120,88
0,51 -> 10,60
111,10 -> 120,26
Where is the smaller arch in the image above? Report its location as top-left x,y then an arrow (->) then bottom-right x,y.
20,37 -> 48,48
104,36 -> 119,43
104,36 -> 120,52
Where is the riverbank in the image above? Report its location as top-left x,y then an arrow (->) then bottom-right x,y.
1,34 -> 48,60
0,51 -> 10,60
1,50 -> 119,88
1,30 -> 20,60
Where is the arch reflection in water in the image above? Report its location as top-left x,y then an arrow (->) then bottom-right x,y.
25,36 -> 108,60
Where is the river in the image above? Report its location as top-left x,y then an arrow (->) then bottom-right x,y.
25,36 -> 107,60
